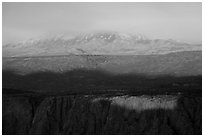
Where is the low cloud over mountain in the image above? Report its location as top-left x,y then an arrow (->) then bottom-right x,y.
3,32 -> 201,57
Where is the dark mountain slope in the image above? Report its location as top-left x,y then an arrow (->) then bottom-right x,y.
3,69 -> 201,95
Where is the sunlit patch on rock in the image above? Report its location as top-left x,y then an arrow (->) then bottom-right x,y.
92,95 -> 179,112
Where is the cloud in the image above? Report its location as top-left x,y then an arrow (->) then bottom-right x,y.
3,2 -> 202,44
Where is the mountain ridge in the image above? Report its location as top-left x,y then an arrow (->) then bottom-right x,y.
3,32 -> 201,57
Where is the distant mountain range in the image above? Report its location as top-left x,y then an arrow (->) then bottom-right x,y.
3,32 -> 201,57
2,32 -> 202,93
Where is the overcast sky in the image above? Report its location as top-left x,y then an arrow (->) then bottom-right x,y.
3,2 -> 202,44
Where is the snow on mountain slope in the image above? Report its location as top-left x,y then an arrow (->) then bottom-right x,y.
3,32 -> 201,57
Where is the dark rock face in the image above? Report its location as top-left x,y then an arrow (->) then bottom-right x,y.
2,95 -> 202,135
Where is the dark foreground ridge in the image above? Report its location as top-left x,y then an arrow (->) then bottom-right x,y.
2,69 -> 202,135
3,69 -> 202,95
2,92 -> 202,135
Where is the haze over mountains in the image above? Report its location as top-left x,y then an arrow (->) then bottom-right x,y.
3,32 -> 201,57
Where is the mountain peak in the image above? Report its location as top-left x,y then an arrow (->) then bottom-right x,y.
2,31 -> 201,57
69,31 -> 148,45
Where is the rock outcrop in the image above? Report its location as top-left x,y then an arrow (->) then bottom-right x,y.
2,94 -> 202,135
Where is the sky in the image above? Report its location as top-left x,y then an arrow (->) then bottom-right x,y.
2,2 -> 202,44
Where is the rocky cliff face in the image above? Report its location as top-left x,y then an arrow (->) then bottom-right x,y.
3,94 -> 202,135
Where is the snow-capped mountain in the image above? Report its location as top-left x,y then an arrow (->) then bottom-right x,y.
3,32 -> 201,57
